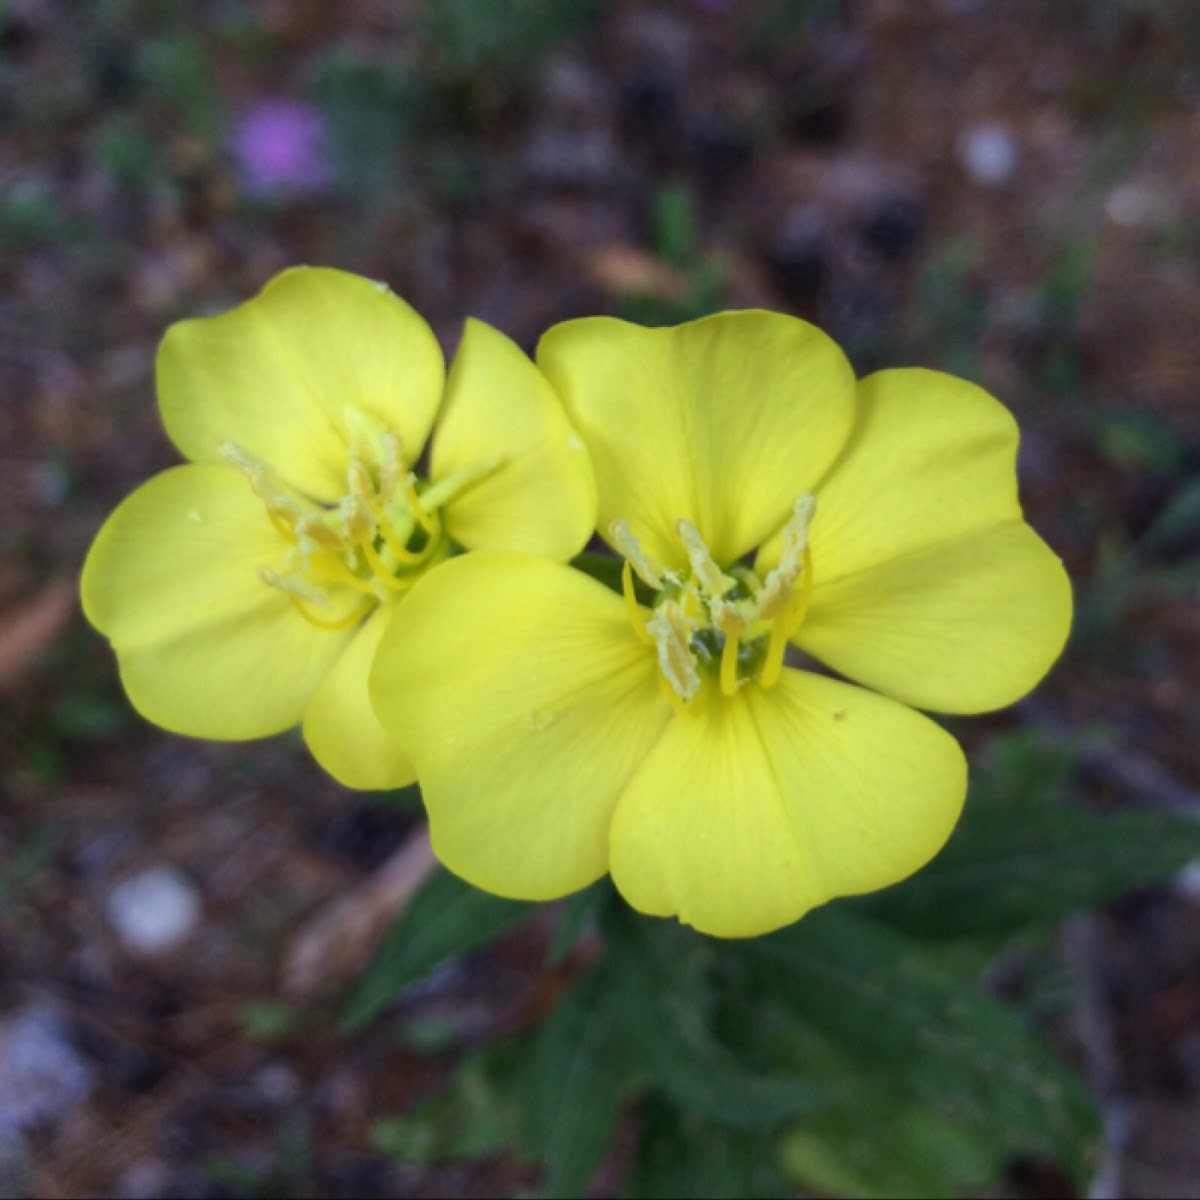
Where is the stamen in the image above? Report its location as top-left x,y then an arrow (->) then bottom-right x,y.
266,507 -> 300,542
377,432 -> 403,504
420,456 -> 504,511
719,629 -> 740,697
224,420 -> 483,639
339,494 -> 375,546
613,493 -> 817,705
710,597 -> 749,637
405,483 -> 438,537
609,520 -> 665,589
286,594 -> 369,631
260,567 -> 328,606
758,606 -> 791,690
300,549 -> 379,597
222,442 -> 317,541
678,519 -> 736,599
368,497 -> 427,566
622,560 -> 651,643
657,671 -> 692,719
785,547 -> 814,638
646,600 -> 701,703
359,537 -> 419,591
752,494 -> 816,622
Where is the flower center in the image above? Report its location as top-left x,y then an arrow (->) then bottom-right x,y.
222,409 -> 497,632
612,495 -> 815,714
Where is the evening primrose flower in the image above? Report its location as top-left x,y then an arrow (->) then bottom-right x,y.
81,267 -> 594,790
370,311 -> 1072,938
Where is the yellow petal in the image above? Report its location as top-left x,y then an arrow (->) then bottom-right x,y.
302,604 -> 417,791
115,596 -> 352,739
81,464 -> 353,738
157,267 -> 444,501
763,369 -> 1072,712
83,464 -> 293,649
800,521 -> 1072,714
537,311 -> 855,569
433,319 -> 596,560
370,552 -> 669,899
609,671 -> 967,938
762,368 -> 1025,580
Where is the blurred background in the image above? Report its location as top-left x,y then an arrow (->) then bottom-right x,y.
2,0 -> 1200,1195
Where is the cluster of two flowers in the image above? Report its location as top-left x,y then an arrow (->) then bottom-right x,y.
82,267 -> 1071,938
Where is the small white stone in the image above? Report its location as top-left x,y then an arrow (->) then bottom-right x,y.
959,123 -> 1018,186
106,866 -> 201,954
0,1005 -> 96,1134
1106,181 -> 1167,228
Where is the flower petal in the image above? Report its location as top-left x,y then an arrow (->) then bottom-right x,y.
302,604 -> 417,791
609,671 -> 967,938
83,464 -> 292,649
768,369 -> 1072,713
765,369 -> 1026,580
432,319 -> 596,560
157,267 -> 444,501
800,522 -> 1072,714
370,552 -> 669,900
537,311 -> 856,568
81,463 -> 353,737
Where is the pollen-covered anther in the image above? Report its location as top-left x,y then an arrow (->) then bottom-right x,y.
613,494 -> 817,703
609,520 -> 667,590
220,441 -> 312,540
259,567 -> 366,631
645,599 -> 701,710
222,419 -> 463,621
678,519 -> 736,599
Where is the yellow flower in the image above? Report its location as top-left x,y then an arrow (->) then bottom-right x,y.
81,267 -> 595,789
370,311 -> 1072,937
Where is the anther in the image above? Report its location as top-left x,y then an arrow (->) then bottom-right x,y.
377,431 -> 403,504
677,519 -> 736,600
609,520 -> 666,589
645,600 -> 701,704
259,567 -> 364,628
753,494 -> 815,621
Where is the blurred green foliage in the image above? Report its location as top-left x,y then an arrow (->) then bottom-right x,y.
349,724 -> 1200,1197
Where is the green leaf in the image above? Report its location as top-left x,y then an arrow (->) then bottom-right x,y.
1138,476 -> 1200,555
855,730 -> 1200,939
545,880 -> 606,967
625,1100 -> 786,1200
523,967 -> 627,1198
742,908 -> 1101,1189
775,1021 -> 1001,1199
604,910 -> 823,1128
341,866 -> 532,1032
371,1042 -> 530,1168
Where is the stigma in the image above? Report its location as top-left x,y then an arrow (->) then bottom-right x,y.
613,496 -> 814,712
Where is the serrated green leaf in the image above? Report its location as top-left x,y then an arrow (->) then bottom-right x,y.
742,908 -> 1101,1188
524,967 -> 627,1199
856,730 -> 1200,939
341,866 -> 532,1032
604,910 -> 823,1128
